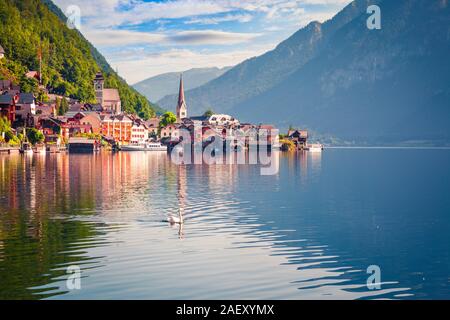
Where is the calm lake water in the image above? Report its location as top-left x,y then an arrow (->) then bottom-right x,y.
0,149 -> 449,300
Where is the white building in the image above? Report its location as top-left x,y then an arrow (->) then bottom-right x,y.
208,114 -> 240,127
130,122 -> 148,145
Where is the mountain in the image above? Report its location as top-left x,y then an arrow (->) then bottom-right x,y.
0,0 -> 160,119
158,0 -> 377,116
159,0 -> 450,144
134,67 -> 232,102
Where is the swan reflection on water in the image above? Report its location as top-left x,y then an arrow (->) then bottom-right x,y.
165,164 -> 186,239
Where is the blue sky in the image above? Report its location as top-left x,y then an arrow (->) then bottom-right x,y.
53,0 -> 352,84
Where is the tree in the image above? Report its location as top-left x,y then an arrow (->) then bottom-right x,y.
56,97 -> 69,116
26,128 -> 45,145
55,97 -> 61,115
159,112 -> 177,128
280,138 -> 295,152
37,89 -> 49,103
203,109 -> 214,118
0,116 -> 11,134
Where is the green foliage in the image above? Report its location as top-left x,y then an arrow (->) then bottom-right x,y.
0,116 -> 12,133
280,138 -> 296,151
37,89 -> 49,102
0,0 -> 158,117
159,112 -> 177,128
74,132 -> 102,140
60,97 -> 69,115
0,117 -> 21,145
26,128 -> 44,145
203,109 -> 214,117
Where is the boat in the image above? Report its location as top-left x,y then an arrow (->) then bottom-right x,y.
121,142 -> 167,152
19,127 -> 33,154
19,142 -> 33,154
304,143 -> 324,153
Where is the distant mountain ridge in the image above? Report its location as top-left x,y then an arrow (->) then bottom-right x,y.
158,0 -> 377,116
134,67 -> 232,102
159,0 -> 450,144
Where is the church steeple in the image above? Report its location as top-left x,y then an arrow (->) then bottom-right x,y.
176,74 -> 187,121
94,72 -> 104,106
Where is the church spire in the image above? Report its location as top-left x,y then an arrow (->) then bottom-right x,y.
176,73 -> 187,121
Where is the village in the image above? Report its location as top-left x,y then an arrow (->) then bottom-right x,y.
0,44 -> 321,155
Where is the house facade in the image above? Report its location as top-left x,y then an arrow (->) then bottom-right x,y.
287,129 -> 308,149
100,114 -> 133,144
80,112 -> 102,134
130,122 -> 148,145
15,93 -> 36,123
0,93 -> 18,123
160,123 -> 179,139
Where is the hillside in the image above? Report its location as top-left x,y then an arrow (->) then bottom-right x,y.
0,0 -> 160,119
135,67 -> 232,102
158,0 -> 377,116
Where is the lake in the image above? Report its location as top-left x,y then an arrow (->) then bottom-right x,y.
0,149 -> 449,300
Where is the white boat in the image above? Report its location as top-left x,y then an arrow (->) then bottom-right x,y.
121,142 -> 167,152
305,144 -> 323,153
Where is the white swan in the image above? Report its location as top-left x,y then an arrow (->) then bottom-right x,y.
167,213 -> 183,224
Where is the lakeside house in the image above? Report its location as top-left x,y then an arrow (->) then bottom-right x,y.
0,93 -> 18,123
287,129 -> 308,149
100,114 -> 133,144
130,121 -> 148,145
15,93 -> 36,125
80,112 -> 102,134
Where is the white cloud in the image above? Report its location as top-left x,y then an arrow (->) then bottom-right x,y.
83,29 -> 260,47
111,47 -> 274,84
185,13 -> 253,25
54,0 -> 351,28
52,0 -> 353,83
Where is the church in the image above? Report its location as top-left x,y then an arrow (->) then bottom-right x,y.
93,72 -> 121,114
176,74 -> 187,122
